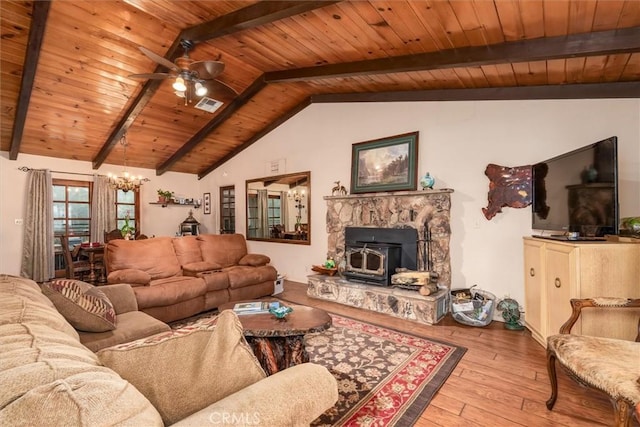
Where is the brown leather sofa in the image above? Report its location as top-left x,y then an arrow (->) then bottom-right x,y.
103,234 -> 277,322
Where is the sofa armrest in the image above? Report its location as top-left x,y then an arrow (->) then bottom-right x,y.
171,363 -> 338,427
99,283 -> 139,314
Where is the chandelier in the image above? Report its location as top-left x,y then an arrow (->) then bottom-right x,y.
107,134 -> 148,192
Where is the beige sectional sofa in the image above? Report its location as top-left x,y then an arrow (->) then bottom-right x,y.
104,234 -> 277,322
0,274 -> 338,426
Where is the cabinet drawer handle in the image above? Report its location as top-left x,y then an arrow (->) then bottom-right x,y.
554,278 -> 561,288
529,268 -> 535,277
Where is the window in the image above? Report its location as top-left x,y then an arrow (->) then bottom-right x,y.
53,180 -> 92,246
247,194 -> 258,238
246,192 -> 281,238
53,179 -> 92,277
219,186 -> 235,234
267,195 -> 281,227
116,190 -> 139,236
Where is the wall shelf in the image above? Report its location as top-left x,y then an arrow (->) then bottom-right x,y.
149,202 -> 200,208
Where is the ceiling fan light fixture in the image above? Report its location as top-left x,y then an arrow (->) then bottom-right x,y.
173,76 -> 186,92
195,81 -> 208,97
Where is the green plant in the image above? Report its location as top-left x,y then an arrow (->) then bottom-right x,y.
157,189 -> 174,199
120,212 -> 135,238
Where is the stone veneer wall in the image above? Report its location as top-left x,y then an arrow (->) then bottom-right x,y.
324,189 -> 453,289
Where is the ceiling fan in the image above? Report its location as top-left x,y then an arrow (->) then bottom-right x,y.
129,39 -> 237,106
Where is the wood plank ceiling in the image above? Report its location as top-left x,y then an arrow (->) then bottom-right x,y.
2,1 -> 639,179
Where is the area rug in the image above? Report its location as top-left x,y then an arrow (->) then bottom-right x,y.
169,310 -> 466,427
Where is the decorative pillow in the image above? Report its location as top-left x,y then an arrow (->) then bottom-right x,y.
42,279 -> 116,332
239,253 -> 270,267
182,261 -> 222,274
97,310 -> 266,425
107,268 -> 151,286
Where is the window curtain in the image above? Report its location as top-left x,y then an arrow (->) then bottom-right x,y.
21,169 -> 54,282
280,191 -> 290,231
90,175 -> 116,243
257,189 -> 269,238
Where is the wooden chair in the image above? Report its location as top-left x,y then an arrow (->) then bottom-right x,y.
104,229 -> 123,242
546,298 -> 640,427
59,235 -> 92,281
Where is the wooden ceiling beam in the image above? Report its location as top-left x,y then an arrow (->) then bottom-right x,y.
182,1 -> 340,42
9,1 -> 50,160
94,1 -> 338,171
197,97 -> 312,179
92,38 -> 183,169
157,76 -> 268,176
264,26 -> 640,83
309,82 -> 640,103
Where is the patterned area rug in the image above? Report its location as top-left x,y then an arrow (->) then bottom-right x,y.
169,310 -> 465,427
307,314 -> 465,427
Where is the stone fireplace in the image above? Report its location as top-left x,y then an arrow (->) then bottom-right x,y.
307,189 -> 453,325
325,189 -> 453,287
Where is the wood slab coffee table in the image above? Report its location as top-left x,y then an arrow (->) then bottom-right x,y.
219,301 -> 331,375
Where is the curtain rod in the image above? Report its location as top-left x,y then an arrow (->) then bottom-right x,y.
18,166 -> 104,178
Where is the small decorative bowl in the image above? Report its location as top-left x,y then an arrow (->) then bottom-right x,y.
269,305 -> 293,319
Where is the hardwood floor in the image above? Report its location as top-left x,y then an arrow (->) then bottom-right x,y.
280,280 -> 634,427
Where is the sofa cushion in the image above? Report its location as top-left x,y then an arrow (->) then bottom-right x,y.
239,253 -> 271,267
133,277 -> 207,309
97,310 -> 266,425
226,265 -> 278,289
41,279 -> 116,332
107,268 -> 151,286
197,270 -> 230,292
79,311 -> 171,352
198,234 -> 248,268
0,275 -> 78,340
182,261 -> 222,274
172,235 -> 203,266
0,276 -> 162,426
106,237 -> 181,280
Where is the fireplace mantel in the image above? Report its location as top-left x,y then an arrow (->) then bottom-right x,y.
324,188 -> 453,288
324,188 -> 453,201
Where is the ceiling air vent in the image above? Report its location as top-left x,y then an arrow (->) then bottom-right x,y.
194,97 -> 224,113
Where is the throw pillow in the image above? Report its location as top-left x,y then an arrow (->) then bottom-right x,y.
42,279 -> 116,332
97,310 -> 266,425
239,253 -> 270,266
107,268 -> 151,286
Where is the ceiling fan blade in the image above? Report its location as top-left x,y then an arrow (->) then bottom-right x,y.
204,79 -> 238,100
128,73 -> 174,80
189,60 -> 225,80
138,46 -> 179,72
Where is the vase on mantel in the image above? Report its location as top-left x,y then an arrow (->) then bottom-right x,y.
420,172 -> 435,190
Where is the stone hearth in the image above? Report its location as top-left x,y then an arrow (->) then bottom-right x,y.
324,189 -> 453,288
308,275 -> 448,325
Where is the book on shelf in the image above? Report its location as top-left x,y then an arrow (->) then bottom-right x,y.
233,301 -> 280,315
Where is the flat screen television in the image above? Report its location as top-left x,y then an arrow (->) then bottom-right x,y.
532,136 -> 618,239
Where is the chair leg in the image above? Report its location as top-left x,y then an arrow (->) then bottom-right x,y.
545,349 -> 558,410
613,398 -> 631,427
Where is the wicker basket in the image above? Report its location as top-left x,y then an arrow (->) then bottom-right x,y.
450,288 -> 496,327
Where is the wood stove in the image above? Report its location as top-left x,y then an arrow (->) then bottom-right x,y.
343,227 -> 418,286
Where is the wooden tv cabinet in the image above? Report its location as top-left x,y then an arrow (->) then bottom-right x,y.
523,237 -> 640,348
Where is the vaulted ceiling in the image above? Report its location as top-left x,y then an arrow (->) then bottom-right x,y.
2,1 -> 639,179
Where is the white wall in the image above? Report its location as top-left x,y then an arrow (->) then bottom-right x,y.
2,99 -> 639,314
201,99 -> 640,310
0,152 -> 203,274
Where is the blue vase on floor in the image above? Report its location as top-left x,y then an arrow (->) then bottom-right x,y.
420,173 -> 435,190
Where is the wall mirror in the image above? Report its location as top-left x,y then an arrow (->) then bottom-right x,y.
246,171 -> 310,245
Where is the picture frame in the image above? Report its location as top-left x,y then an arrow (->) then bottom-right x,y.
350,131 -> 419,194
203,192 -> 211,215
